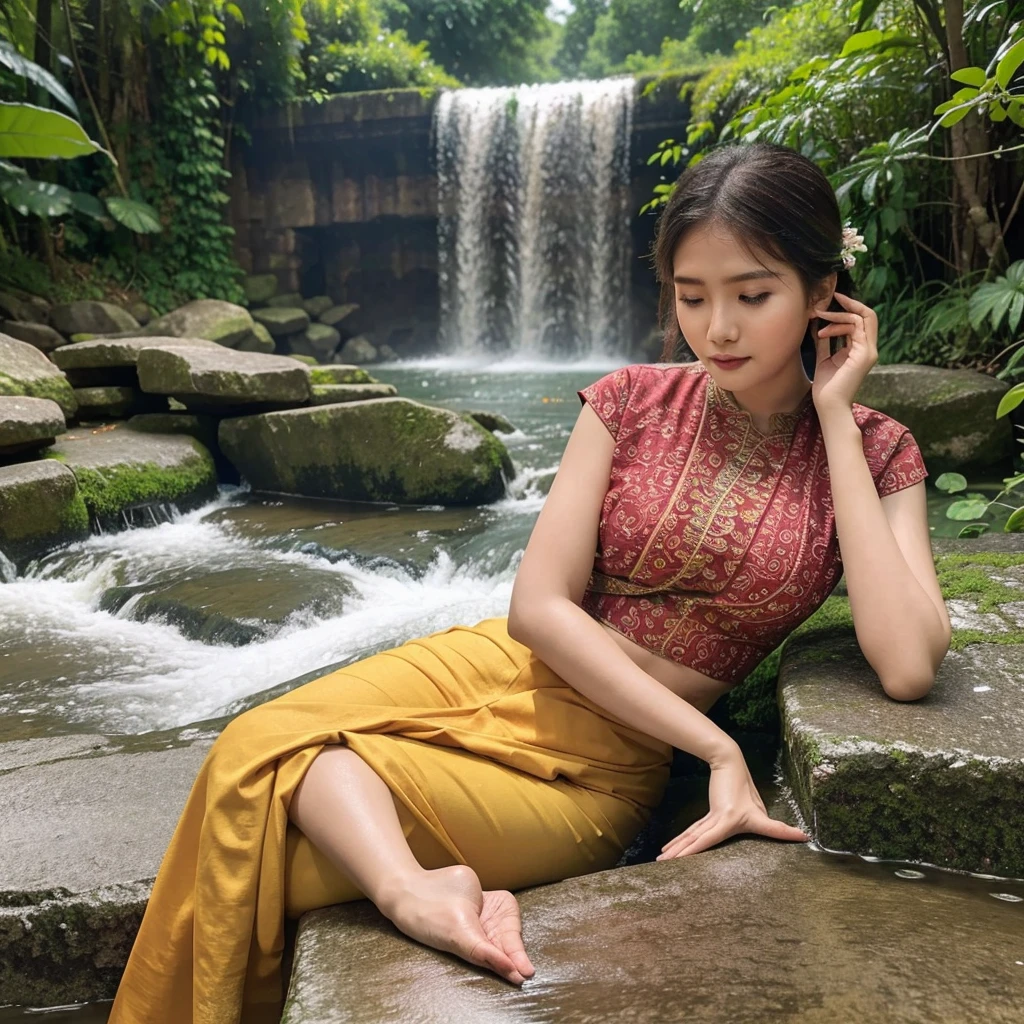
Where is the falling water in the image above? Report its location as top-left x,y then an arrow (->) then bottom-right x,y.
435,78 -> 634,358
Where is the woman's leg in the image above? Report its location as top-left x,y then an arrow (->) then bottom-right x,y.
288,743 -> 535,985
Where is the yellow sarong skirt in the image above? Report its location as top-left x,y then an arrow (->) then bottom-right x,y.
107,616 -> 673,1024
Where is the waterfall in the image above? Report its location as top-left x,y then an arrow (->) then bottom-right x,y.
435,78 -> 634,359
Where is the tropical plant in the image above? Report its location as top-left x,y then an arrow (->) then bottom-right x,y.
0,42 -> 159,243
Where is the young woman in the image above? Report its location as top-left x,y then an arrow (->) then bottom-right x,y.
108,141 -> 951,1024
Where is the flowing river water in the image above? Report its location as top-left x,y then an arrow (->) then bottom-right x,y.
1,358 -> 1020,1021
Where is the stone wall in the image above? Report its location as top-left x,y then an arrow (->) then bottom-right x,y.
229,77 -> 694,359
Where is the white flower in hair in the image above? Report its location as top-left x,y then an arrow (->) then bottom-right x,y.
839,224 -> 867,269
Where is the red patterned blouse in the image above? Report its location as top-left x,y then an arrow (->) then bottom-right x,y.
576,361 -> 928,687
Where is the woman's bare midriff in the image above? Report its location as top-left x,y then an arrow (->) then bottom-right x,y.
597,619 -> 733,715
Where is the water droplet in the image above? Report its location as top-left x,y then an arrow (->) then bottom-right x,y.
895,869 -> 925,880
990,893 -> 1023,903
973,685 -> 991,692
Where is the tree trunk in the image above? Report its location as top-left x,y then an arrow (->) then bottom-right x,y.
943,0 -> 1003,273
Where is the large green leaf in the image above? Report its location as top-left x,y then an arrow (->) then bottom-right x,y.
0,41 -> 79,117
0,175 -> 73,217
70,190 -> 110,222
996,382 -> 1024,419
105,196 -> 163,234
0,102 -> 105,160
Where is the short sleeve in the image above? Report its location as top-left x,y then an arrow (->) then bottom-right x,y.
874,428 -> 928,497
577,364 -> 634,441
853,406 -> 929,499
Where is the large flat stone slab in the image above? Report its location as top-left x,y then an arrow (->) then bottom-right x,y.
0,459 -> 89,567
50,334 -> 220,372
781,534 -> 1024,877
0,333 -> 77,419
45,427 -> 217,526
136,345 -> 312,410
0,736 -> 214,1005
218,398 -> 514,505
0,395 -> 65,456
282,834 -> 1024,1024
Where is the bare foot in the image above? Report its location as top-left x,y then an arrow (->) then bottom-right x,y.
377,864 -> 536,985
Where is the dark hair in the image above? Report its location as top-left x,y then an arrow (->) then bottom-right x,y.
652,141 -> 855,370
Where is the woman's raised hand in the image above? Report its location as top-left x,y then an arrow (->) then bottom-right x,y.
655,749 -> 809,860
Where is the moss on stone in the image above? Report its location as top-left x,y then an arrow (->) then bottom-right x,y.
801,749 -> 1024,876
45,440 -> 216,521
0,370 -> 77,418
309,366 -> 373,386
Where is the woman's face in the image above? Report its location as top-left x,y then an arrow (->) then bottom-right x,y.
671,220 -> 834,385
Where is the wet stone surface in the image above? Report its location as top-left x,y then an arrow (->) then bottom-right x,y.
282,820 -> 1024,1024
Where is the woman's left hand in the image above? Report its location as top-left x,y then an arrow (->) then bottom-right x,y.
810,291 -> 878,415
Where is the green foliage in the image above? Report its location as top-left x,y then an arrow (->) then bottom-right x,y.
380,0 -> 552,86
133,65 -> 245,309
301,5 -> 459,97
933,31 -> 1024,129
969,260 -> 1024,336
678,0 -> 788,56
579,0 -> 694,78
0,100 -> 105,160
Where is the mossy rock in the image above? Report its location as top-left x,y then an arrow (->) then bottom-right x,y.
219,398 -> 514,505
0,333 -> 77,419
854,364 -> 1015,473
0,395 -> 65,456
236,322 -> 275,354
44,427 -> 217,528
309,383 -> 398,405
308,365 -> 375,386
243,273 -> 279,305
252,307 -> 310,337
780,533 -> 1024,875
463,409 -> 517,434
136,345 -> 311,411
0,459 -> 89,566
50,300 -> 139,337
142,300 -> 255,348
302,295 -> 334,318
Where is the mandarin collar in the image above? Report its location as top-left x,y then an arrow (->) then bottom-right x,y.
704,371 -> 813,439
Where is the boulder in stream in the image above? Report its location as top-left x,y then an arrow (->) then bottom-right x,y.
0,333 -> 77,418
854,364 -> 1015,472
136,345 -> 312,411
219,398 -> 514,504
45,426 -> 217,527
99,564 -> 356,646
0,395 -> 65,458
464,409 -> 517,434
781,532 -> 1024,877
0,459 -> 89,565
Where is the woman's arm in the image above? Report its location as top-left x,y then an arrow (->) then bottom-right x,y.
819,407 -> 951,701
507,401 -> 739,768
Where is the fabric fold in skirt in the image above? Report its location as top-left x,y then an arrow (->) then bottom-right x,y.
107,615 -> 674,1024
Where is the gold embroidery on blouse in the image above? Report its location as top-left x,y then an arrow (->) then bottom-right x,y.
627,384 -> 710,582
